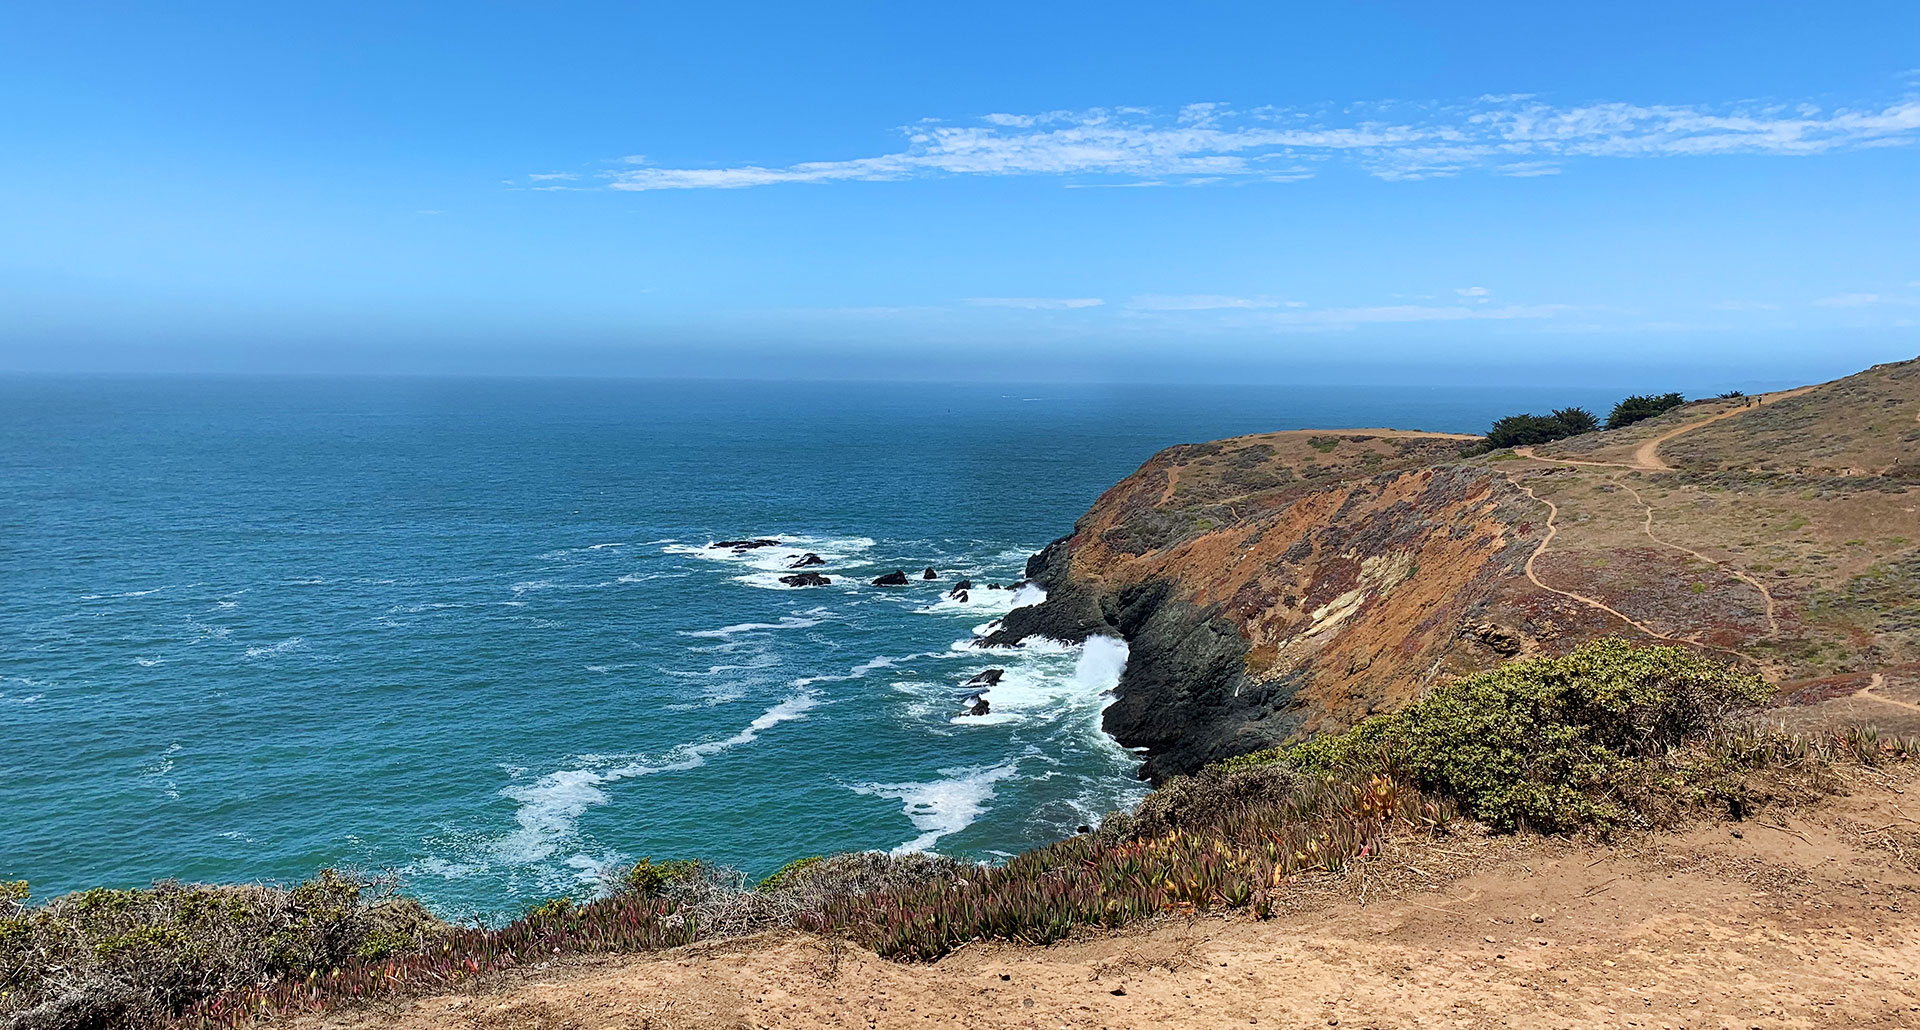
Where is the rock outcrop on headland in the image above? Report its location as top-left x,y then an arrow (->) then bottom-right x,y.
989,360 -> 1920,782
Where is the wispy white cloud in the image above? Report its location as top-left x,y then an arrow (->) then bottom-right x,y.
1814,292 -> 1884,307
1266,303 -> 1570,326
965,297 -> 1105,309
1127,294 -> 1304,311
527,172 -> 579,182
1455,286 -> 1491,302
575,91 -> 1920,191
1496,161 -> 1562,177
1129,300 -> 1573,330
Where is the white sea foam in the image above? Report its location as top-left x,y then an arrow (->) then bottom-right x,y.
142,743 -> 182,801
1073,635 -> 1130,692
660,656 -> 780,678
910,583 -> 1047,616
242,637 -> 306,660
949,635 -> 1129,725
133,657 -> 165,667
666,535 -> 877,575
79,587 -> 165,600
493,691 -> 818,865
616,571 -> 690,585
537,541 -> 630,559
511,579 -> 617,595
681,615 -> 825,639
951,633 -> 1075,654
852,761 -> 1020,854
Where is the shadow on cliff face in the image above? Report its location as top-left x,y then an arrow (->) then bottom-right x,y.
981,538 -> 1297,783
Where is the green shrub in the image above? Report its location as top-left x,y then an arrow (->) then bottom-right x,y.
0,871 -> 443,1030
1606,392 -> 1687,430
756,856 -> 825,892
1252,639 -> 1772,831
617,858 -> 702,898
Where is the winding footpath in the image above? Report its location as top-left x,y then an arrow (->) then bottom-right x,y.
1505,475 -> 1697,646
1861,672 -> 1920,715
1506,389 -> 1809,649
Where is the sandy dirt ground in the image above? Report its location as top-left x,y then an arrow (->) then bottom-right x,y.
318,767 -> 1920,1030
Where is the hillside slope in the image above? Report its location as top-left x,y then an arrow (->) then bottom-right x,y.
990,358 -> 1920,780
318,767 -> 1920,1030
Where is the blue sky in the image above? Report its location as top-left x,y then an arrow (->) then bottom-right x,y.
3,2 -> 1917,384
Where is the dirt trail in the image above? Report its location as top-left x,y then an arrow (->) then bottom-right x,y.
1610,477 -> 1783,637
1862,672 -> 1920,715
1512,385 -> 1815,474
1631,386 -> 1814,471
1504,475 -> 1683,644
1510,391 -> 1807,643
319,772 -> 1920,1030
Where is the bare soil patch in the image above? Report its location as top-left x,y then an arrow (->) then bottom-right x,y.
314,770 -> 1920,1030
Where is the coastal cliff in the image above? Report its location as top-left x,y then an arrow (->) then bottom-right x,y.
991,359 -> 1920,781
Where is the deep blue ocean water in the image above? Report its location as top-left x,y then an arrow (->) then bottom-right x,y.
0,375 -> 1625,919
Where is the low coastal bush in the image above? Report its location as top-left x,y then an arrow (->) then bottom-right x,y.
0,871 -> 440,1030
1225,639 -> 1774,830
616,858 -> 702,898
8,639 -> 1912,1030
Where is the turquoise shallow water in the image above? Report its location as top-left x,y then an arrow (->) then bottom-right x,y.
0,375 -> 1623,919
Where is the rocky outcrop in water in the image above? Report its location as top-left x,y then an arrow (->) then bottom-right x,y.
789,553 -> 826,568
713,538 -> 780,551
779,572 -> 831,587
871,570 -> 910,587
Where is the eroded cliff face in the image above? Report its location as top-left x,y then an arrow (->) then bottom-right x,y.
986,431 -> 1617,781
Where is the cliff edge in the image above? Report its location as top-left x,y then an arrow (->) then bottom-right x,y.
989,359 -> 1920,781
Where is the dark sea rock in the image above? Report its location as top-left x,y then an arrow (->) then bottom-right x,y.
779,572 -> 832,587
871,570 -> 910,586
965,668 -> 1005,687
789,552 -> 826,568
922,567 -> 939,580
948,579 -> 973,599
980,539 -> 1108,647
951,589 -> 969,602
979,536 -> 1268,782
713,538 -> 781,551
964,695 -> 991,717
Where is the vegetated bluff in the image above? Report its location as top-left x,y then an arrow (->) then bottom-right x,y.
988,359 -> 1920,781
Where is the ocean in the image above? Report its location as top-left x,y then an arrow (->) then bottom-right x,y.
0,374 -> 1625,920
